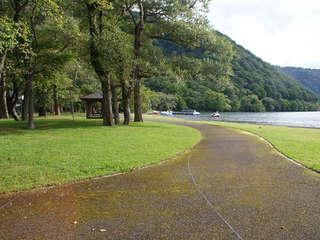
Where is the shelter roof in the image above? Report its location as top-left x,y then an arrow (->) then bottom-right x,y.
80,92 -> 102,100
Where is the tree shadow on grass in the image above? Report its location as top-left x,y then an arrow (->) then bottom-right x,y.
129,122 -> 172,129
0,118 -> 170,136
0,119 -> 103,136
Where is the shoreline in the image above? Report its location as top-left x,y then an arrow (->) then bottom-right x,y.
145,115 -> 320,174
171,114 -> 320,129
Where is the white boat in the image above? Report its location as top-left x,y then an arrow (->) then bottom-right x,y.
193,110 -> 200,115
211,112 -> 220,118
160,111 -> 173,116
173,109 -> 200,115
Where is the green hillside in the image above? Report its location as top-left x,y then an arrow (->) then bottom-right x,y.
278,66 -> 320,99
147,32 -> 319,112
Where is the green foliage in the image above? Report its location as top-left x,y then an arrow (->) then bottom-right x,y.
0,15 -> 31,80
262,97 -> 275,111
142,87 -> 179,111
138,86 -> 179,112
96,17 -> 134,74
279,66 -> 320,100
29,10 -> 80,111
199,90 -> 231,111
229,35 -> 318,110
147,30 -> 320,112
240,94 -> 265,112
0,16 -> 29,54
2,0 -> 319,127
88,0 -> 112,10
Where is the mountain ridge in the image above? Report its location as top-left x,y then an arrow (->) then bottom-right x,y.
277,66 -> 320,100
147,30 -> 319,112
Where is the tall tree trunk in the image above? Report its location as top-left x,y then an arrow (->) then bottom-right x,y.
53,85 -> 60,116
50,103 -> 54,114
106,73 -> 114,126
0,50 -> 7,78
120,74 -> 131,125
133,79 -> 143,122
86,2 -> 114,126
70,92 -> 74,120
26,77 -> 34,129
37,88 -> 47,117
133,0 -> 144,122
101,74 -> 114,126
0,74 -> 9,119
70,69 -> 78,120
11,107 -> 20,121
0,50 -> 9,119
7,91 -> 20,121
21,87 -> 28,121
8,103 -> 19,121
111,81 -> 120,125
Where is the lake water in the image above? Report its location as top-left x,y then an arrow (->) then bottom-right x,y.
173,112 -> 320,129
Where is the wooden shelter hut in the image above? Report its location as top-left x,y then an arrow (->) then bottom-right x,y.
80,92 -> 103,119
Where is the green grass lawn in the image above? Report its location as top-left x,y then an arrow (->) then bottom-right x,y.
145,115 -> 320,172
0,116 -> 201,193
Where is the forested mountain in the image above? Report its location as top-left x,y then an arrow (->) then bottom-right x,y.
146,32 -> 319,112
278,67 -> 320,99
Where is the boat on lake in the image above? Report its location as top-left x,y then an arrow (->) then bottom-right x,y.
211,112 -> 220,118
146,110 -> 160,115
160,111 -> 173,116
173,109 -> 200,115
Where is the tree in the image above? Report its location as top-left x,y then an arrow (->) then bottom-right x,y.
116,47 -> 135,125
199,90 -> 231,111
2,0 -> 71,128
240,94 -> 265,112
1,0 -> 34,124
123,0 -> 211,122
262,97 -> 275,111
33,16 -> 78,117
0,16 -> 29,119
84,0 -> 115,126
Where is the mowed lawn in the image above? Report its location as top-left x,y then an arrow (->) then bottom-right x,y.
0,117 -> 201,193
145,115 -> 320,172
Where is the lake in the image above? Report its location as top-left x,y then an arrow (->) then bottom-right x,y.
173,111 -> 320,129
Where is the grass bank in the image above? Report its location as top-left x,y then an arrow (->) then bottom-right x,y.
145,115 -> 320,172
0,117 -> 201,193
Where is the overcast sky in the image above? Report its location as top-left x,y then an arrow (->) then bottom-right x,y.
208,0 -> 320,69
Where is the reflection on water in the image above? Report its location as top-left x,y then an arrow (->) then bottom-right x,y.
173,112 -> 320,128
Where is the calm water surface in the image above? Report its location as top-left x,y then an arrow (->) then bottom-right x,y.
173,112 -> 320,129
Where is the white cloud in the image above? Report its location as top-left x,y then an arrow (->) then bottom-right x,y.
208,0 -> 320,68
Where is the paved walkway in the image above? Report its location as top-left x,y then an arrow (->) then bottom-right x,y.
1,123 -> 320,240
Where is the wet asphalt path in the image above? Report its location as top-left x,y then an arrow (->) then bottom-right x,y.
0,123 -> 320,239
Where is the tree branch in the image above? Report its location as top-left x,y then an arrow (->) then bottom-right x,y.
125,1 -> 137,26
189,0 -> 198,9
138,0 -> 144,29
